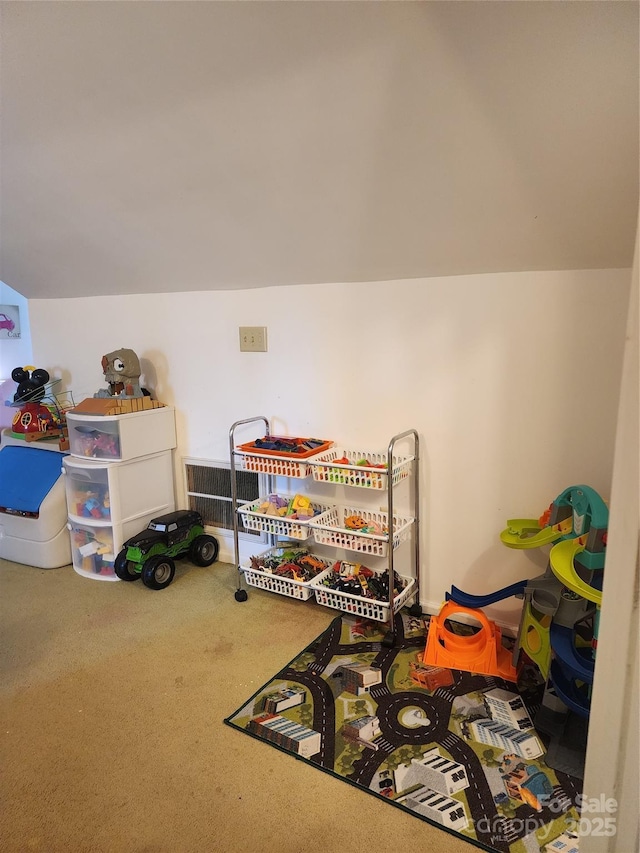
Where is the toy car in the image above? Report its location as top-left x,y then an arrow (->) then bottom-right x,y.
114,510 -> 219,589
0,313 -> 15,332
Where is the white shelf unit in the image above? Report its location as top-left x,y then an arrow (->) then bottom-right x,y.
63,407 -> 177,581
229,417 -> 421,643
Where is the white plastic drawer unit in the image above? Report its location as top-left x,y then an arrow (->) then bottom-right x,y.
63,452 -> 175,526
66,406 -> 177,462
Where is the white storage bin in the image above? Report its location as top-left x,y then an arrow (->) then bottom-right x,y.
237,452 -> 314,479
68,519 -> 119,580
235,437 -> 334,479
237,495 -> 334,540
308,447 -> 414,490
67,407 -> 176,462
240,546 -> 333,601
63,452 -> 175,526
309,505 -> 414,557
64,463 -> 111,521
67,504 -> 175,582
0,523 -> 71,571
311,574 -> 416,621
0,475 -> 71,569
0,436 -> 71,568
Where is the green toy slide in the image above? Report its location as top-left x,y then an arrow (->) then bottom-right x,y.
499,518 -> 565,549
549,538 -> 602,606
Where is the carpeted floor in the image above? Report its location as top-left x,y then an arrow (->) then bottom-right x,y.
1,557 -> 473,853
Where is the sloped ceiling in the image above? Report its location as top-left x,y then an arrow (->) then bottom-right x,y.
0,1 -> 638,299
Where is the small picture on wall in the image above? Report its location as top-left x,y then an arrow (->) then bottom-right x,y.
0,305 -> 21,339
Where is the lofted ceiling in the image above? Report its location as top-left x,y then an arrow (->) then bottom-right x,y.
0,0 -> 638,300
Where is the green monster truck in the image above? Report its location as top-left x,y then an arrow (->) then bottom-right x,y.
114,510 -> 219,589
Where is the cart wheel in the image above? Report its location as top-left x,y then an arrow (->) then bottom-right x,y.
142,556 -> 176,590
189,534 -> 219,567
114,549 -> 141,581
409,603 -> 423,618
235,589 -> 248,602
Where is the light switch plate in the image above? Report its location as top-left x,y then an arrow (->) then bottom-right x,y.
239,326 -> 267,352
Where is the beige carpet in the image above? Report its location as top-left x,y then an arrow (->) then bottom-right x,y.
1,556 -> 473,853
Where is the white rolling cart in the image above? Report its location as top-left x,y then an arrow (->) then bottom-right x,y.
229,417 -> 421,645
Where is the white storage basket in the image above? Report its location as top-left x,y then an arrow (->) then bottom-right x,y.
237,496 -> 334,540
308,505 -> 414,557
240,547 -> 333,601
235,438 -> 334,479
311,575 -> 416,621
237,452 -> 315,479
308,447 -> 414,490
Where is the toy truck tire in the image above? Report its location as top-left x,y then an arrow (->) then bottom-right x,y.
142,555 -> 176,590
114,549 -> 141,581
189,534 -> 219,567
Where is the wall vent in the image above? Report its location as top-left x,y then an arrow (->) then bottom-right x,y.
183,457 -> 266,541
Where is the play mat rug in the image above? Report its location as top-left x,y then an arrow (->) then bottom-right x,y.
224,612 -> 583,853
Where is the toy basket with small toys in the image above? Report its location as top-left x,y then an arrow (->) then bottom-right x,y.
237,493 -> 334,540
240,546 -> 333,601
308,447 -> 414,490
236,436 -> 334,479
308,505 -> 414,557
311,562 -> 416,621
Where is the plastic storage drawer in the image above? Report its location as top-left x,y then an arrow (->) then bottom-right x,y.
66,407 -> 176,462
63,452 -> 175,526
67,506 -> 175,582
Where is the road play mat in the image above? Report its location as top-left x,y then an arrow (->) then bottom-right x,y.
224,612 -> 583,853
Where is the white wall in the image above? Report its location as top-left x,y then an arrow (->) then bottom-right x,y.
0,280 -> 33,428
581,223 -> 639,853
28,269 -> 630,625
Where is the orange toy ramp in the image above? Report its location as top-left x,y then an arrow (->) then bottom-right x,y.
423,601 -> 517,682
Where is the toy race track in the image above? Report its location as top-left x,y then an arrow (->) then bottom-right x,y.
499,519 -> 567,549
446,580 -> 528,609
548,661 -> 591,719
225,612 -> 581,853
549,538 -> 603,607
422,600 -> 518,681
548,624 -> 594,685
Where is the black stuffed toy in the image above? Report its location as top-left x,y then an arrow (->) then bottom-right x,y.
11,366 -> 50,404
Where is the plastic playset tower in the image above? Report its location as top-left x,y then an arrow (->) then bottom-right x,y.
421,484 -> 607,778
505,485 -> 606,777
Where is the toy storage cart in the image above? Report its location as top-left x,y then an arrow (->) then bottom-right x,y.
229,416 -> 421,645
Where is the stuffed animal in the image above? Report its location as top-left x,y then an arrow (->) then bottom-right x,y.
11,366 -> 50,403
